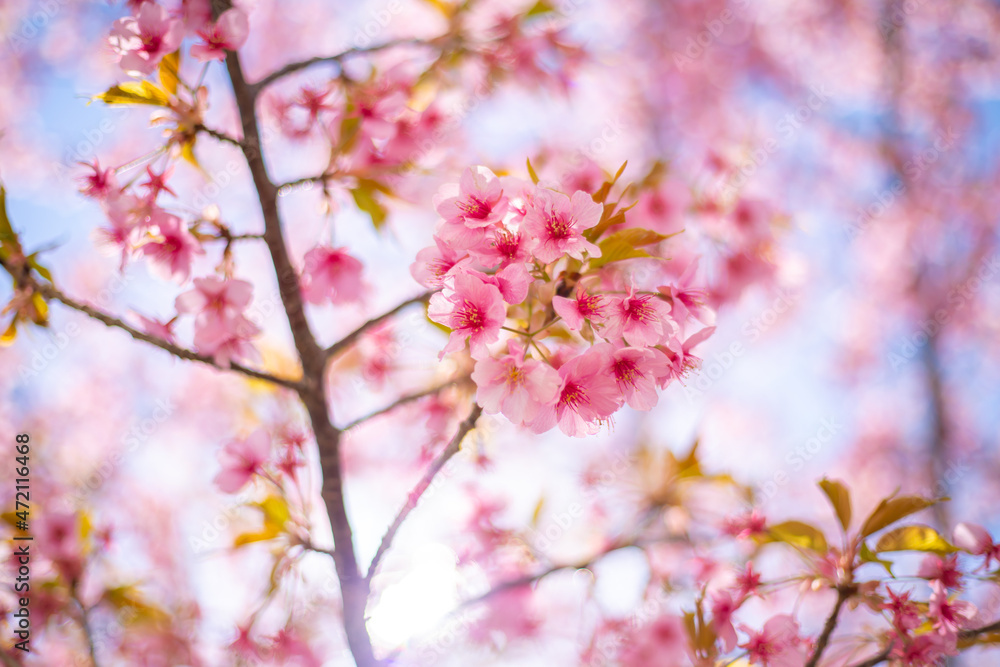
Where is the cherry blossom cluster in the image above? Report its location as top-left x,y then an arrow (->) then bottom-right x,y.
410,166 -> 715,437
108,1 -> 248,76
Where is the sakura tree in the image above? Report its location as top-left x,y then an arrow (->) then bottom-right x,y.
1,0 -> 999,666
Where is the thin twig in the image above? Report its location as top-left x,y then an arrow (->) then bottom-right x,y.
29,279 -> 303,391
71,595 -> 101,667
805,585 -> 851,667
365,404 -> 483,584
341,376 -> 471,431
195,123 -> 243,148
325,291 -> 435,360
252,38 -> 428,94
846,618 -> 1000,666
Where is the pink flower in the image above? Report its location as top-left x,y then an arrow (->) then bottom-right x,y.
711,590 -> 740,652
472,226 -> 535,268
410,236 -> 469,289
953,522 -> 1000,568
735,562 -> 762,598
521,189 -> 602,263
928,580 -> 976,638
175,277 -> 260,364
140,165 -> 176,200
139,209 -> 204,283
739,615 -> 807,667
78,159 -> 118,200
473,264 -> 530,305
598,343 -> 670,411
472,340 -> 561,424
618,614 -> 687,667
658,326 -> 715,386
301,246 -> 364,305
132,312 -> 176,344
918,554 -> 963,590
892,634 -> 954,666
93,192 -> 145,269
428,272 -> 506,358
657,258 -> 715,329
190,8 -> 249,61
722,510 -> 767,540
603,289 -> 676,347
213,428 -> 271,493
436,166 -> 509,228
109,3 -> 184,76
882,587 -> 920,633
552,288 -> 607,331
529,346 -> 621,437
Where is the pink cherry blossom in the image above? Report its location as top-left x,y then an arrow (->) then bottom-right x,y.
473,263 -> 530,304
552,288 -> 607,331
521,189 -> 602,262
132,312 -> 177,344
175,277 -> 259,363
918,553 -> 963,589
139,209 -> 204,283
140,165 -> 176,200
598,343 -> 670,411
301,245 -> 364,305
711,590 -> 740,652
471,340 -> 561,424
428,272 -> 506,358
472,226 -> 535,268
657,258 -> 715,330
658,326 -> 715,386
722,509 -> 767,540
736,562 -> 762,598
213,428 -> 271,493
78,159 -> 118,200
928,580 -> 976,638
109,3 -> 184,76
739,614 -> 807,667
953,522 -> 1000,568
436,165 -> 509,228
529,346 -> 621,437
882,587 -> 920,633
892,634 -> 954,666
190,8 -> 249,61
409,236 -> 469,288
602,289 -> 676,347
617,614 -> 687,667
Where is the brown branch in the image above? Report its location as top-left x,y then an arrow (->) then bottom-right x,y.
71,594 -> 101,667
31,279 -> 302,391
805,585 -> 851,667
325,291 -> 435,360
252,38 -> 428,94
341,376 -> 471,431
195,123 -> 243,148
223,45 -> 379,667
365,404 -> 483,584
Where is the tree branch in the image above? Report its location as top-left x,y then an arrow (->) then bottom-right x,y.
223,45 -> 379,667
847,619 -> 1000,666
341,376 -> 471,431
195,123 -> 243,148
805,585 -> 851,667
325,291 -> 435,360
365,404 -> 483,584
30,278 -> 302,391
252,38 -> 428,94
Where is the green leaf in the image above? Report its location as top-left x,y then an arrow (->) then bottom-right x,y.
351,180 -> 388,231
819,478 -> 852,531
588,229 -> 660,270
0,319 -> 16,347
860,495 -> 942,537
606,227 -> 669,247
526,157 -> 540,185
859,541 -> 894,576
875,524 -> 957,554
524,0 -> 555,17
92,80 -> 170,107
158,50 -> 181,97
768,520 -> 828,553
26,253 -> 53,282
